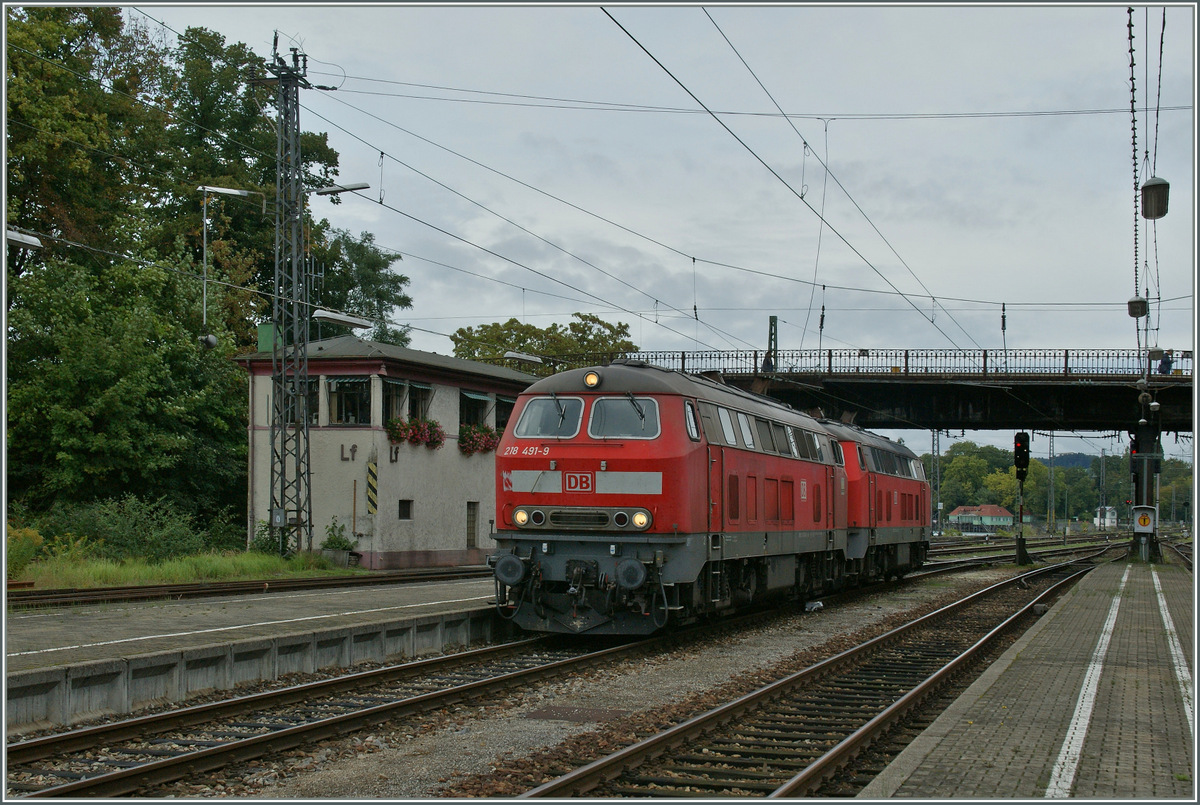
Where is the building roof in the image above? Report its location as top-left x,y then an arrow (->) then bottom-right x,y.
947,504 -> 1015,518
237,335 -> 538,389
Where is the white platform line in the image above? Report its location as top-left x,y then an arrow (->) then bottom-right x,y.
1152,567 -> 1194,741
6,595 -> 492,658
1045,564 -> 1131,798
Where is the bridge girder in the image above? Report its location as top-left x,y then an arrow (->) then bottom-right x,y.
726,375 -> 1193,434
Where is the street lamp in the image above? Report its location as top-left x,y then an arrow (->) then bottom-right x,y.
197,185 -> 266,348
314,182 -> 370,196
312,307 -> 373,329
6,229 -> 42,250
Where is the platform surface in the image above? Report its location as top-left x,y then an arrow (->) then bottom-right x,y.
4,577 -> 496,673
861,559 -> 1195,799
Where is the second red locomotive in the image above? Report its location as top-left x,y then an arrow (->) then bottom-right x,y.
490,359 -> 930,635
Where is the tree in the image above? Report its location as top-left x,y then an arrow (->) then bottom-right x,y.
314,229 -> 413,346
5,252 -> 246,517
451,313 -> 638,371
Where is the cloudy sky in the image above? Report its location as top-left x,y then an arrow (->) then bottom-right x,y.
139,3 -> 1195,461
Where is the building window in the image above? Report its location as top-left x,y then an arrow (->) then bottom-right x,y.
460,390 -> 490,426
328,377 -> 370,425
383,378 -> 407,422
466,501 -> 479,549
398,499 -> 413,520
496,397 -> 516,431
407,382 -> 432,420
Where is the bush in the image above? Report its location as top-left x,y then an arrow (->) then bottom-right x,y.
6,523 -> 43,580
30,495 -> 204,562
320,516 -> 356,551
250,520 -> 284,554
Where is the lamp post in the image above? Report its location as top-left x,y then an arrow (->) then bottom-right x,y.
197,185 -> 265,348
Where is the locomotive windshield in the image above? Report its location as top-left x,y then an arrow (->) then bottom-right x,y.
514,396 -> 583,438
588,396 -> 660,439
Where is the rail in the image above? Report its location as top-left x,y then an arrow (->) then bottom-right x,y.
522,348 -> 1193,379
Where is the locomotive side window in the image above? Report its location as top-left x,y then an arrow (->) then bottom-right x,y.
717,407 -> 738,445
791,428 -> 814,460
589,397 -> 660,439
755,418 -> 775,453
829,440 -> 845,465
736,412 -> 756,449
514,396 -> 584,439
770,422 -> 790,456
805,431 -> 824,462
684,401 -> 701,441
784,427 -> 800,458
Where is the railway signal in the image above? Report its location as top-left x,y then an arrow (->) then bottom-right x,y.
1013,432 -> 1031,565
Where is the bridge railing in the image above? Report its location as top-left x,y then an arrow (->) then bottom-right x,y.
549,349 -> 1193,379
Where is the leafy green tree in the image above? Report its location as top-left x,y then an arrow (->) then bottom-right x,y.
314,229 -> 413,346
5,7 -> 167,274
451,313 -> 637,371
6,253 -> 247,518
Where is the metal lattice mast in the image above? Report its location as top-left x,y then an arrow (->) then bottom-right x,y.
268,44 -> 313,554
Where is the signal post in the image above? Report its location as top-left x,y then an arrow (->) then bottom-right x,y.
1014,432 -> 1032,565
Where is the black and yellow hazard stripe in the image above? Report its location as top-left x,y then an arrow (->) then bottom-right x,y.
367,461 -> 378,515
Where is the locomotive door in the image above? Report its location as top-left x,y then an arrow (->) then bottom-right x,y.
707,446 -> 724,531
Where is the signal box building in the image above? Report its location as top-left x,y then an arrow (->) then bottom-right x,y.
238,335 -> 535,569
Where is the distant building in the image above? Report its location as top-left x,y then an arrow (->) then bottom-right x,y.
946,504 -> 1018,530
1094,506 -> 1118,529
237,335 -> 536,569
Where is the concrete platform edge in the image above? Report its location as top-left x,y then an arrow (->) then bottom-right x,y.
857,574 -> 1077,798
6,606 -> 506,736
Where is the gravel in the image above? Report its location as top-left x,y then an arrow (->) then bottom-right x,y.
146,568 -> 1013,798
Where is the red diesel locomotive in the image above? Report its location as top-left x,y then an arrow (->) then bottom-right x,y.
490,359 -> 930,635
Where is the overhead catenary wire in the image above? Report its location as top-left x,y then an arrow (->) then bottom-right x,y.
601,7 -> 974,356
701,8 -> 982,352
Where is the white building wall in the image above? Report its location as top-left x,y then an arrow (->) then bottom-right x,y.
247,372 -> 498,568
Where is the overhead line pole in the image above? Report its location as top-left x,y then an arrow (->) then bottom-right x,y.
266,42 -> 314,555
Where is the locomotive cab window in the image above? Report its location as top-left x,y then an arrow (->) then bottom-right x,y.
514,396 -> 584,439
588,396 -> 660,439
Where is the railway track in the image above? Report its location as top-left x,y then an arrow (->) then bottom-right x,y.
519,561 -> 1089,798
5,566 -> 491,608
5,635 -> 639,798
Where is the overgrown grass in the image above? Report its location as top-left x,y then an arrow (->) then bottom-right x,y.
15,551 -> 362,589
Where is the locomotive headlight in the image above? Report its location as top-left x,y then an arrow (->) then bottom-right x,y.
583,370 -> 601,388
513,509 -> 529,526
632,511 -> 650,529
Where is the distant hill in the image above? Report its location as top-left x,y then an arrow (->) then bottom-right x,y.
1048,452 -> 1093,469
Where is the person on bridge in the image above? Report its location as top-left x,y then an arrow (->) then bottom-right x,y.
1158,350 -> 1175,375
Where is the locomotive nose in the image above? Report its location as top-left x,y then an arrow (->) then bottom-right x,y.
493,553 -> 527,586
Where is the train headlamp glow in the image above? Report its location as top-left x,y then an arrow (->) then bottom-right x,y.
631,511 -> 650,529
513,509 -> 529,526
583,370 -> 601,388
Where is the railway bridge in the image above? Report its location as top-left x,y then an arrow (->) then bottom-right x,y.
544,348 -> 1193,434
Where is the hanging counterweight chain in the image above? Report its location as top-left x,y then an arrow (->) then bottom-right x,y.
268,43 -> 314,555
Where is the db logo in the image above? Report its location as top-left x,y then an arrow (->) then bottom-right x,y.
565,472 -> 594,493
